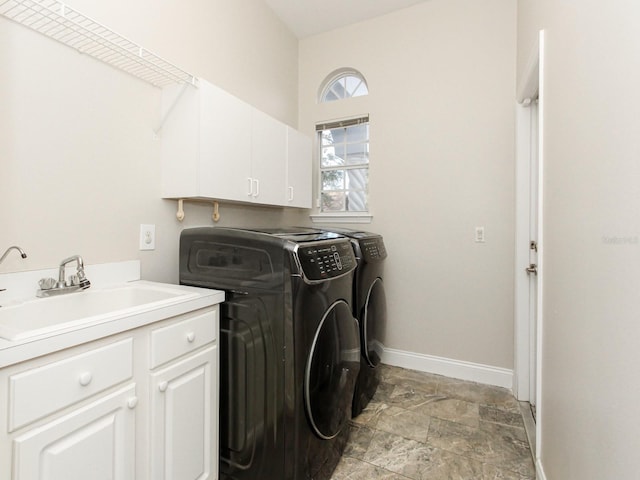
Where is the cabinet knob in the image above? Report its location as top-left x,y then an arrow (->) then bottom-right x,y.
127,396 -> 138,409
158,381 -> 168,393
186,331 -> 196,343
78,372 -> 93,386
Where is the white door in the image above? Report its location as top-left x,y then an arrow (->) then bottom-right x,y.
150,346 -> 217,480
13,385 -> 136,480
514,31 -> 544,415
526,99 -> 540,413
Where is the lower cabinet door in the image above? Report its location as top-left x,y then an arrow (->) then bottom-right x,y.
12,384 -> 137,480
150,346 -> 217,480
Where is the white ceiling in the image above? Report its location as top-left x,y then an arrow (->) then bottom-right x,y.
264,0 -> 431,38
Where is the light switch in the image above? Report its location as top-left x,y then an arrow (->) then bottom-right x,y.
140,224 -> 156,250
475,226 -> 485,243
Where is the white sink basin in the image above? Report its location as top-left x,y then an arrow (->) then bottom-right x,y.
0,283 -> 199,341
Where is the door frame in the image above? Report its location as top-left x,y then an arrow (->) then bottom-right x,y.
514,30 -> 545,443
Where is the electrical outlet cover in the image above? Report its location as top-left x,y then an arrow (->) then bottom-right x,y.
140,224 -> 156,250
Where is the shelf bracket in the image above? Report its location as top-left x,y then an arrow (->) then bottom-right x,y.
154,82 -> 194,135
175,199 -> 221,223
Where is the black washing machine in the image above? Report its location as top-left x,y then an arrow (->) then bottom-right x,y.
179,227 -> 360,480
323,229 -> 388,417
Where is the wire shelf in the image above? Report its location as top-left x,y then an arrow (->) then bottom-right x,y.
0,0 -> 198,88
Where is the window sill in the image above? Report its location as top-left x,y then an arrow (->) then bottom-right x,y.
309,213 -> 373,224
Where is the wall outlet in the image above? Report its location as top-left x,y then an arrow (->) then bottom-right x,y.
475,226 -> 485,243
140,224 -> 156,250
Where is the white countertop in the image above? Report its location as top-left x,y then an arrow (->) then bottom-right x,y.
0,263 -> 224,368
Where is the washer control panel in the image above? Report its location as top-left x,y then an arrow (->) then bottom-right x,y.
297,240 -> 356,281
360,237 -> 387,262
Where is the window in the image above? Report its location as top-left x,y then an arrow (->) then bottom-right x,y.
319,69 -> 368,103
317,116 -> 369,213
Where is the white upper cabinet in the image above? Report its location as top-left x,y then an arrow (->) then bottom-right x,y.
161,79 -> 310,208
199,83 -> 253,203
161,80 -> 252,203
250,109 -> 287,205
286,127 -> 312,208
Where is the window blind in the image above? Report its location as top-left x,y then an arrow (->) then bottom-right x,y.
315,115 -> 369,131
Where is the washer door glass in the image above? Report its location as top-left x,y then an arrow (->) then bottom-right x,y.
363,278 -> 387,368
305,300 -> 360,440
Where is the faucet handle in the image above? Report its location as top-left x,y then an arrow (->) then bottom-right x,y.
38,278 -> 57,290
77,269 -> 91,290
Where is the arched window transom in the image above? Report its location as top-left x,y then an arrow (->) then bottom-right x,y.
319,69 -> 368,103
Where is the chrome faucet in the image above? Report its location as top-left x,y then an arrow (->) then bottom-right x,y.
57,255 -> 91,289
0,246 -> 28,301
37,255 -> 91,297
0,246 -> 27,264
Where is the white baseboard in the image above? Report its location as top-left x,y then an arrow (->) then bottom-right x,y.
382,348 -> 513,390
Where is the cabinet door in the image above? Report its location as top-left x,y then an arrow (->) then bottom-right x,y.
150,346 -> 217,480
199,82 -> 252,202
250,108 -> 287,205
12,384 -> 136,480
161,83 -> 201,199
286,127 -> 312,208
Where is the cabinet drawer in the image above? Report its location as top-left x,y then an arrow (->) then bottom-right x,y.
8,338 -> 133,432
150,310 -> 217,368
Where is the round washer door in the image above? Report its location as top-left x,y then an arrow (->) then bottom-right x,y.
305,299 -> 360,440
363,277 -> 387,368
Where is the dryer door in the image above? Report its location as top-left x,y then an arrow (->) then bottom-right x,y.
304,300 -> 360,440
363,277 -> 387,368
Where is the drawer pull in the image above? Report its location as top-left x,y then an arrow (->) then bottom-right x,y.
158,381 -> 168,393
127,396 -> 138,409
78,372 -> 93,387
186,331 -> 196,343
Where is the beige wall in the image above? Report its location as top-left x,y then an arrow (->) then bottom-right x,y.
0,0 -> 305,283
518,1 -> 640,478
299,0 -> 517,369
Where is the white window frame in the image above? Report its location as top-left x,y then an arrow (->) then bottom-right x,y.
318,69 -> 369,103
311,116 -> 372,223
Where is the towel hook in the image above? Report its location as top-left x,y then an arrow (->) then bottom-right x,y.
175,199 -> 220,222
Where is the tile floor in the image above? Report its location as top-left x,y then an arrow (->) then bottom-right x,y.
331,365 -> 535,479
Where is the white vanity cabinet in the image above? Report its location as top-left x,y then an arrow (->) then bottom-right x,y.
160,79 -> 310,208
0,305 -> 219,480
13,384 -> 137,480
149,311 -> 218,480
8,339 -> 137,480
